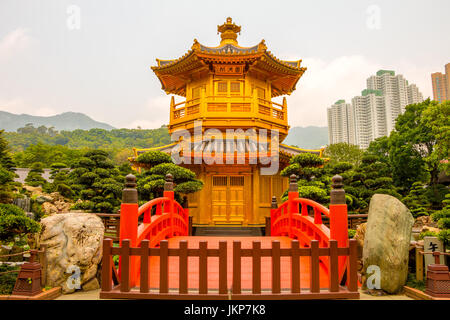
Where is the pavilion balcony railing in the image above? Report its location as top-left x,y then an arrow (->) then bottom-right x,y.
170,95 -> 287,126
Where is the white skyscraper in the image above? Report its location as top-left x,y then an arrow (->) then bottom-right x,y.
351,91 -> 390,149
327,70 -> 424,149
327,100 -> 355,145
407,83 -> 424,105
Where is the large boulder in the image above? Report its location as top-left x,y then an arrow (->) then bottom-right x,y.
362,194 -> 414,294
354,223 -> 366,273
39,212 -> 104,293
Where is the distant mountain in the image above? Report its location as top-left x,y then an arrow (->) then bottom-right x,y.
0,111 -> 115,132
283,126 -> 328,149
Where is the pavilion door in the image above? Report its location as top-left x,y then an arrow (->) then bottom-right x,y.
211,175 -> 245,224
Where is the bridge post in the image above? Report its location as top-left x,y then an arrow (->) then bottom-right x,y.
288,174 -> 299,238
120,174 -> 139,245
329,175 -> 348,279
164,174 -> 175,237
268,196 -> 278,236
183,196 -> 191,235
119,174 -> 139,287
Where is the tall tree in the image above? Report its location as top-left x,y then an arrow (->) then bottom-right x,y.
388,99 -> 439,191
0,130 -> 15,170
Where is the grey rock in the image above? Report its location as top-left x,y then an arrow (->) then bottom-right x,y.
362,194 -> 414,294
25,212 -> 35,220
36,195 -> 53,204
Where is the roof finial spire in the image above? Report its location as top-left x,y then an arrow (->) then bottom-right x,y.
217,17 -> 241,45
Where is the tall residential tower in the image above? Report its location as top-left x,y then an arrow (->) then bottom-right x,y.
327,70 -> 423,149
327,100 -> 355,145
431,63 -> 450,102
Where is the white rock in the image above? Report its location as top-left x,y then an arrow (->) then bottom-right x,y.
39,212 -> 105,293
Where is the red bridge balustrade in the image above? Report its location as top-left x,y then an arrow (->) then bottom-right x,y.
118,173 -> 189,287
269,174 -> 349,281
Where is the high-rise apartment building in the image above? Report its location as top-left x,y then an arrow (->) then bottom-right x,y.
327,70 -> 423,149
431,63 -> 450,102
327,100 -> 356,145
351,90 -> 390,149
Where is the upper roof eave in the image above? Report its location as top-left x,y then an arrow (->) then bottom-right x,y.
151,40 -> 304,73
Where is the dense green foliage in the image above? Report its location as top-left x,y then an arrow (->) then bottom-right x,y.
281,100 -> 449,219
6,125 -> 171,167
136,151 -> 203,203
0,264 -> 19,295
67,150 -> 124,213
0,130 -> 17,203
0,204 -> 40,241
13,143 -> 85,168
431,194 -> 450,246
323,143 -> 364,166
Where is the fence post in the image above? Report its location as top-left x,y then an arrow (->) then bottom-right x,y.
119,174 -> 139,287
268,196 -> 277,236
39,244 -> 47,287
102,239 -> 113,292
164,174 -> 175,237
288,174 -> 299,238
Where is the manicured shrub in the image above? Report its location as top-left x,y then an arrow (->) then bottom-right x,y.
0,204 -> 40,241
136,150 -> 172,166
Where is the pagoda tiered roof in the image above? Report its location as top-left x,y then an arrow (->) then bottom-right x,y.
151,18 -> 306,97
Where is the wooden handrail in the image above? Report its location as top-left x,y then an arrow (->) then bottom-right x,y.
292,197 -> 330,218
137,197 -> 170,217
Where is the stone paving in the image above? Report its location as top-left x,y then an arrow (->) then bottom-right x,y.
56,289 -> 413,300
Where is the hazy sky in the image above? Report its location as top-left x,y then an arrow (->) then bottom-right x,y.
0,0 -> 449,129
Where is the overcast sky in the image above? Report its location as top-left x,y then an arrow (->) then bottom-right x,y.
0,0 -> 449,129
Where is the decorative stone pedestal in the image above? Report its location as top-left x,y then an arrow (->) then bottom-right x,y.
425,264 -> 450,298
12,250 -> 42,296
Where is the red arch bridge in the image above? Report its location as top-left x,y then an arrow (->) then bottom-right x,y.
100,174 -> 359,300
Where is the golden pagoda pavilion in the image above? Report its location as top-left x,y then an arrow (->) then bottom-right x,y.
130,18 -> 324,227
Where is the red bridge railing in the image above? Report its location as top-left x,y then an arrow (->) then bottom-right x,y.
118,173 -> 189,286
269,174 -> 349,281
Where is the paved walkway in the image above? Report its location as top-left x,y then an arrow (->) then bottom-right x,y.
56,288 -> 412,300
145,236 -> 330,290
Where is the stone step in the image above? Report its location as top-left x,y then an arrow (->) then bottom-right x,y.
193,227 -> 263,237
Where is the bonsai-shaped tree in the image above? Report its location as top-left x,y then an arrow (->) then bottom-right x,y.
24,162 -> 47,187
345,153 -> 401,213
430,194 -> 450,246
0,167 -> 16,204
68,150 -> 124,213
280,153 -> 328,204
135,150 -> 203,203
43,162 -> 73,197
0,204 -> 40,242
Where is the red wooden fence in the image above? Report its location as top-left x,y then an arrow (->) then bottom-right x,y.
100,238 -> 359,300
